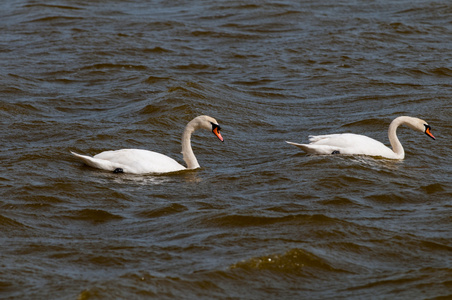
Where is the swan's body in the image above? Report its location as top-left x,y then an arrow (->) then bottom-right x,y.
286,116 -> 435,159
71,115 -> 224,174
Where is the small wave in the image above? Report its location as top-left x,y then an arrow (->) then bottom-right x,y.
27,16 -> 84,24
365,192 -> 426,204
316,174 -> 375,189
206,214 -> 289,227
78,271 -> 226,299
23,4 -> 81,10
173,63 -> 215,71
143,76 -> 170,84
142,47 -> 172,53
420,240 -> 452,252
319,196 -> 356,206
137,203 -> 188,218
1,86 -> 30,96
388,22 -> 428,35
204,213 -> 338,228
83,255 -> 130,267
0,102 -> 41,117
137,81 -> 236,121
421,183 -> 445,194
81,63 -> 148,71
138,101 -> 194,123
0,214 -> 26,230
429,67 -> 452,77
230,248 -> 349,275
66,209 -> 123,223
341,117 -> 387,129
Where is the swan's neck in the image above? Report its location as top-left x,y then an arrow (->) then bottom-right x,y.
181,120 -> 200,169
388,117 -> 406,159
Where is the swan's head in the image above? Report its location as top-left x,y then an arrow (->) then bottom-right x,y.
404,117 -> 435,140
424,124 -> 435,140
211,122 -> 224,142
192,115 -> 224,142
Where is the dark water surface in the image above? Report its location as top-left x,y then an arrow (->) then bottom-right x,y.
1,0 -> 451,299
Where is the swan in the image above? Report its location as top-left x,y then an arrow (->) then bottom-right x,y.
71,115 -> 224,174
286,116 -> 435,159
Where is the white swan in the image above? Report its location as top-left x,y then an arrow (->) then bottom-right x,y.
71,115 -> 224,174
286,116 -> 435,159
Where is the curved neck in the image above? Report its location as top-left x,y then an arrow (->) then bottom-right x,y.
181,120 -> 200,169
388,117 -> 406,159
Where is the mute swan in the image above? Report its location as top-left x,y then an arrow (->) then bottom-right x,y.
71,115 -> 224,174
286,116 -> 435,159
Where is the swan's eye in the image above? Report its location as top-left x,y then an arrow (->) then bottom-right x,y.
212,123 -> 221,132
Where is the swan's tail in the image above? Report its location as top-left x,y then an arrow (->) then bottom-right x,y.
286,141 -> 311,153
70,151 -> 116,171
286,141 -> 338,155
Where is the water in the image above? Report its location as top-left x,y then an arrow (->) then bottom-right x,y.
1,0 -> 451,299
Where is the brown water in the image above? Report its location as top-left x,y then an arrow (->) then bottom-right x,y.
1,1 -> 451,299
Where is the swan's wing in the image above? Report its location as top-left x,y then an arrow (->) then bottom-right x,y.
287,134 -> 364,154
308,134 -> 335,143
308,134 -> 370,147
96,149 -> 186,174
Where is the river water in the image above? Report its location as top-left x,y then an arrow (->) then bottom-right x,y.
1,0 -> 451,299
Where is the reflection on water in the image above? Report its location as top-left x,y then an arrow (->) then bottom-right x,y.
108,169 -> 203,185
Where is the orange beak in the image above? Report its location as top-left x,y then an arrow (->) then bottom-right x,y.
213,126 -> 224,142
425,127 -> 435,140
